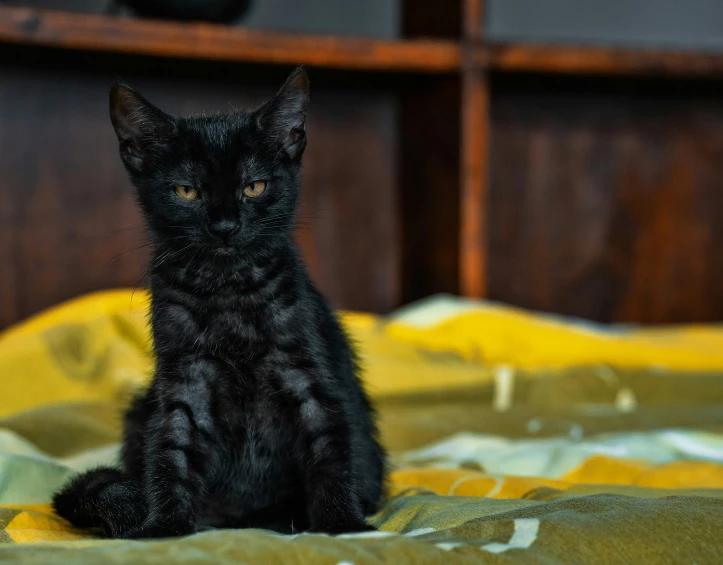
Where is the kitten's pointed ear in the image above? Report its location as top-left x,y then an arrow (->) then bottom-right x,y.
256,67 -> 309,160
109,83 -> 174,171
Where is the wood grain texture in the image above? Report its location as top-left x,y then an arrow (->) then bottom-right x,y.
459,69 -> 489,298
486,43 -> 723,78
488,75 -> 723,323
0,6 -> 460,72
457,0 -> 489,298
464,0 -> 484,40
0,52 -> 400,327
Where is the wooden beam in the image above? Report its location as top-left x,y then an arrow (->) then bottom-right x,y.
464,0 -> 483,39
486,42 -> 723,77
459,68 -> 489,298
459,0 -> 489,298
0,6 -> 461,73
5,7 -> 723,78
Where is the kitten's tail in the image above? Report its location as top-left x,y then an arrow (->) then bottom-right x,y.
52,467 -> 146,538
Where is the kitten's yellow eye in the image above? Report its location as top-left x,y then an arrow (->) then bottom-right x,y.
175,185 -> 199,200
242,181 -> 267,198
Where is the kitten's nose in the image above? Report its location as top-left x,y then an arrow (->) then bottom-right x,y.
209,219 -> 240,242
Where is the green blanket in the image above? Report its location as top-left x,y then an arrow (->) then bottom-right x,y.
1,291 -> 723,563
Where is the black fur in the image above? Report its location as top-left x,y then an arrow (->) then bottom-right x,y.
52,68 -> 386,539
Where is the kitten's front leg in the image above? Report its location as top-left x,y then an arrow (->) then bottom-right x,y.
289,377 -> 372,534
127,357 -> 217,539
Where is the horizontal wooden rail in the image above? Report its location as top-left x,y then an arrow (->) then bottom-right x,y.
0,6 -> 461,72
485,42 -> 723,77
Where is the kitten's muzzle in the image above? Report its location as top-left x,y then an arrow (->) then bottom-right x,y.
208,219 -> 240,243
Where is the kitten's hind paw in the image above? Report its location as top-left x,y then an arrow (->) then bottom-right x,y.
53,466 -> 148,539
52,467 -> 125,528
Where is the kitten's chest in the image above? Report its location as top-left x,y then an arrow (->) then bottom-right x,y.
153,263 -> 301,357
192,301 -> 290,355
210,383 -> 300,500
203,308 -> 259,344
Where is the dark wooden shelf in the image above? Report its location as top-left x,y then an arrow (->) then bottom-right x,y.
0,6 -> 461,72
4,7 -> 723,79
484,42 -> 723,78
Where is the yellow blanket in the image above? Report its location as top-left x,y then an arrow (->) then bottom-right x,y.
1,290 -> 722,563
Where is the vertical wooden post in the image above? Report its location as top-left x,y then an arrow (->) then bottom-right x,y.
464,0 -> 483,38
459,0 -> 490,298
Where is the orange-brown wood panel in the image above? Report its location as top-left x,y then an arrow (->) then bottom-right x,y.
0,49 -> 401,327
458,0 -> 489,298
464,0 -> 483,40
488,74 -> 723,323
0,6 -> 461,72
486,43 -> 723,78
459,68 -> 489,298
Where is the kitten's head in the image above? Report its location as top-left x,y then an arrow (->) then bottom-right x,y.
110,67 -> 309,259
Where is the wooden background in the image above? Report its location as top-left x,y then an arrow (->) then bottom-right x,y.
2,1 -> 723,328
0,52 -> 402,325
489,74 -> 723,323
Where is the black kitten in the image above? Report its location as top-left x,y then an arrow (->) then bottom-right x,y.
53,68 -> 386,539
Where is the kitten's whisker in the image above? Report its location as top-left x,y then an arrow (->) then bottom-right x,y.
256,212 -> 303,223
128,260 -> 152,313
106,242 -> 154,266
152,245 -> 194,270
151,245 -> 193,270
259,224 -> 294,229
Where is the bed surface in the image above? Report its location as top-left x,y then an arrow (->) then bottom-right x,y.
1,291 -> 722,563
